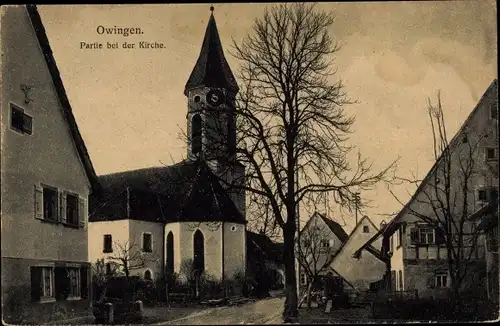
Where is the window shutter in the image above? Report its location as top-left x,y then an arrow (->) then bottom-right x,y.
427,275 -> 435,289
78,196 -> 86,229
59,191 -> 67,224
34,185 -> 43,220
30,267 -> 42,301
80,266 -> 89,299
435,227 -> 445,245
410,226 -> 419,245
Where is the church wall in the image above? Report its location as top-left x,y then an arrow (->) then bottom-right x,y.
88,219 -> 130,266
128,220 -> 163,280
178,222 -> 223,280
223,222 -> 246,279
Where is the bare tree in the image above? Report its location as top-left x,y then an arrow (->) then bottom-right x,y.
106,240 -> 159,279
389,92 -> 497,302
187,3 -> 397,320
296,217 -> 337,309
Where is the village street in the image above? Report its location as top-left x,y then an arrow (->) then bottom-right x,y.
152,296 -> 374,325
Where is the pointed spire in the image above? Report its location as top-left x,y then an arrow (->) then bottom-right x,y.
184,8 -> 239,96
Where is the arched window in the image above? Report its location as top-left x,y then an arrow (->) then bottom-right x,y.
144,270 -> 152,280
193,230 -> 205,274
191,114 -> 202,154
166,232 -> 174,274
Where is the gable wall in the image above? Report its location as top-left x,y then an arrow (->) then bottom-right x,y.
1,6 -> 90,262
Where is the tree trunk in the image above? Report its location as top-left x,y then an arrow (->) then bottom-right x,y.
306,282 -> 313,309
282,222 -> 298,322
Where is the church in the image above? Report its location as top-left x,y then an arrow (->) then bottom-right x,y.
88,8 -> 248,283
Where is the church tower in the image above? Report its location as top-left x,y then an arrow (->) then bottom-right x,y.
184,7 -> 245,217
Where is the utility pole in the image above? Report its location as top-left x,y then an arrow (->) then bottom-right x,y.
295,169 -> 301,301
353,192 -> 360,225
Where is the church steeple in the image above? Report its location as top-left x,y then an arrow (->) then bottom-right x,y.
184,7 -> 239,96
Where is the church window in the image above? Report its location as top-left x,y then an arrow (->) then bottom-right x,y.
103,234 -> 113,253
142,233 -> 152,253
193,230 -> 205,274
166,232 -> 174,274
192,114 -> 202,154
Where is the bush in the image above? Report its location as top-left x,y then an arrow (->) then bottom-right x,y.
372,296 -> 498,321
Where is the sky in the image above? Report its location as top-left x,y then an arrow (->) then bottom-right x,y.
37,2 -> 497,233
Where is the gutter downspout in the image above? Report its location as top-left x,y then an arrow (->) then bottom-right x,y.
222,221 -> 225,296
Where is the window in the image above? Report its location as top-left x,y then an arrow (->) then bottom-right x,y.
477,187 -> 498,202
31,266 -> 55,302
103,234 -> 113,253
10,104 -> 33,135
435,273 -> 448,288
363,225 -> 369,233
490,105 -> 498,120
143,233 -> 152,252
485,147 -> 498,161
300,273 -> 307,285
43,186 -> 58,222
397,227 -> 403,248
106,263 -> 112,275
419,227 -> 435,244
389,235 -> 394,252
66,193 -> 79,226
398,270 -> 403,291
478,189 -> 488,202
42,267 -> 54,299
320,239 -> 330,248
144,270 -> 152,280
68,268 -> 81,299
191,114 -> 202,155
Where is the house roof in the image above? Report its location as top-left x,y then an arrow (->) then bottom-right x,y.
246,231 -> 283,264
353,79 -> 498,257
331,215 -> 386,263
184,10 -> 239,96
26,5 -> 101,194
315,212 -> 349,243
89,159 -> 245,224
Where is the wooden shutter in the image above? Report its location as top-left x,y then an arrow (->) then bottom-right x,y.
34,185 -> 43,220
30,266 -> 42,301
390,270 -> 396,291
59,191 -> 67,224
426,275 -> 435,289
435,227 -> 445,245
410,226 -> 419,245
78,196 -> 86,229
23,114 -> 33,135
80,266 -> 89,299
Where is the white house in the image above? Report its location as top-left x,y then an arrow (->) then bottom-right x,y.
1,5 -> 100,324
330,215 -> 386,290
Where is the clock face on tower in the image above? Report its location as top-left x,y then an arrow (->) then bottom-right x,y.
206,89 -> 225,107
